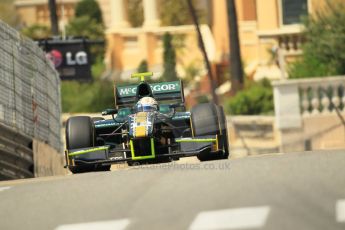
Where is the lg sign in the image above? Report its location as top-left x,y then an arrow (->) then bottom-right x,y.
47,50 -> 88,67
39,38 -> 93,81
66,51 -> 88,65
46,50 -> 63,68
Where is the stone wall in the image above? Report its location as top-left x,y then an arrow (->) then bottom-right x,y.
279,114 -> 345,153
33,139 -> 68,177
227,116 -> 280,158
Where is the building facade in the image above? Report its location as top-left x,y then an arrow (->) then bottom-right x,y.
211,0 -> 328,80
15,0 -> 77,28
15,0 -> 329,82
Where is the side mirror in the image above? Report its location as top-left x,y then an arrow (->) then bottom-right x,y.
102,108 -> 118,116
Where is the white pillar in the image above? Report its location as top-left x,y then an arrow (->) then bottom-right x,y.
110,0 -> 129,28
273,81 -> 302,130
143,0 -> 160,27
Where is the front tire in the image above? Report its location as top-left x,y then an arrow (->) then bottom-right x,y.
66,116 -> 94,150
216,106 -> 230,159
65,116 -> 110,173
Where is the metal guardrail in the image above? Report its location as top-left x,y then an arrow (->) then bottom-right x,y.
0,20 -> 62,180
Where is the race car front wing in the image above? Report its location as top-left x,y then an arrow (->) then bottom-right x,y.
64,136 -> 220,168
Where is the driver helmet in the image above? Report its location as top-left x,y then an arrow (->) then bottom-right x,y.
136,97 -> 158,112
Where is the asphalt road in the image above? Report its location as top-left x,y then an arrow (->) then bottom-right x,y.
1,150 -> 345,230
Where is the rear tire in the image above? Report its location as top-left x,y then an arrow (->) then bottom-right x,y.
216,106 -> 230,159
191,103 -> 224,161
191,103 -> 220,136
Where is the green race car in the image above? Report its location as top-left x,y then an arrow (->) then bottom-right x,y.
64,72 -> 229,173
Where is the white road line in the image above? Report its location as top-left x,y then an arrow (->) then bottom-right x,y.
336,199 -> 345,223
189,206 -> 270,230
0,186 -> 11,192
55,219 -> 130,230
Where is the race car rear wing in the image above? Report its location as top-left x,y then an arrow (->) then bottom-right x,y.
114,80 -> 185,107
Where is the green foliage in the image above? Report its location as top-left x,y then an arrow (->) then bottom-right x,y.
66,16 -> 104,61
161,33 -> 178,81
288,55 -> 337,78
61,80 -> 114,113
158,0 -> 206,26
66,16 -> 104,40
21,24 -> 51,39
67,0 -> 104,61
289,0 -> 345,78
137,60 -> 148,73
224,79 -> 274,115
62,0 -> 108,113
128,0 -> 144,27
75,0 -> 103,24
91,57 -> 106,79
61,59 -> 114,113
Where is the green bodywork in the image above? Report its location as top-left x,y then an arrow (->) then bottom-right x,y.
117,81 -> 181,98
94,111 -> 190,129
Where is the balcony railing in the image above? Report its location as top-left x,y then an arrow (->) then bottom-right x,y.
258,27 -> 305,56
299,78 -> 345,116
273,76 -> 345,129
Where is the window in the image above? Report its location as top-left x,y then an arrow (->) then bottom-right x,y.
282,0 -> 308,25
243,0 -> 257,21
